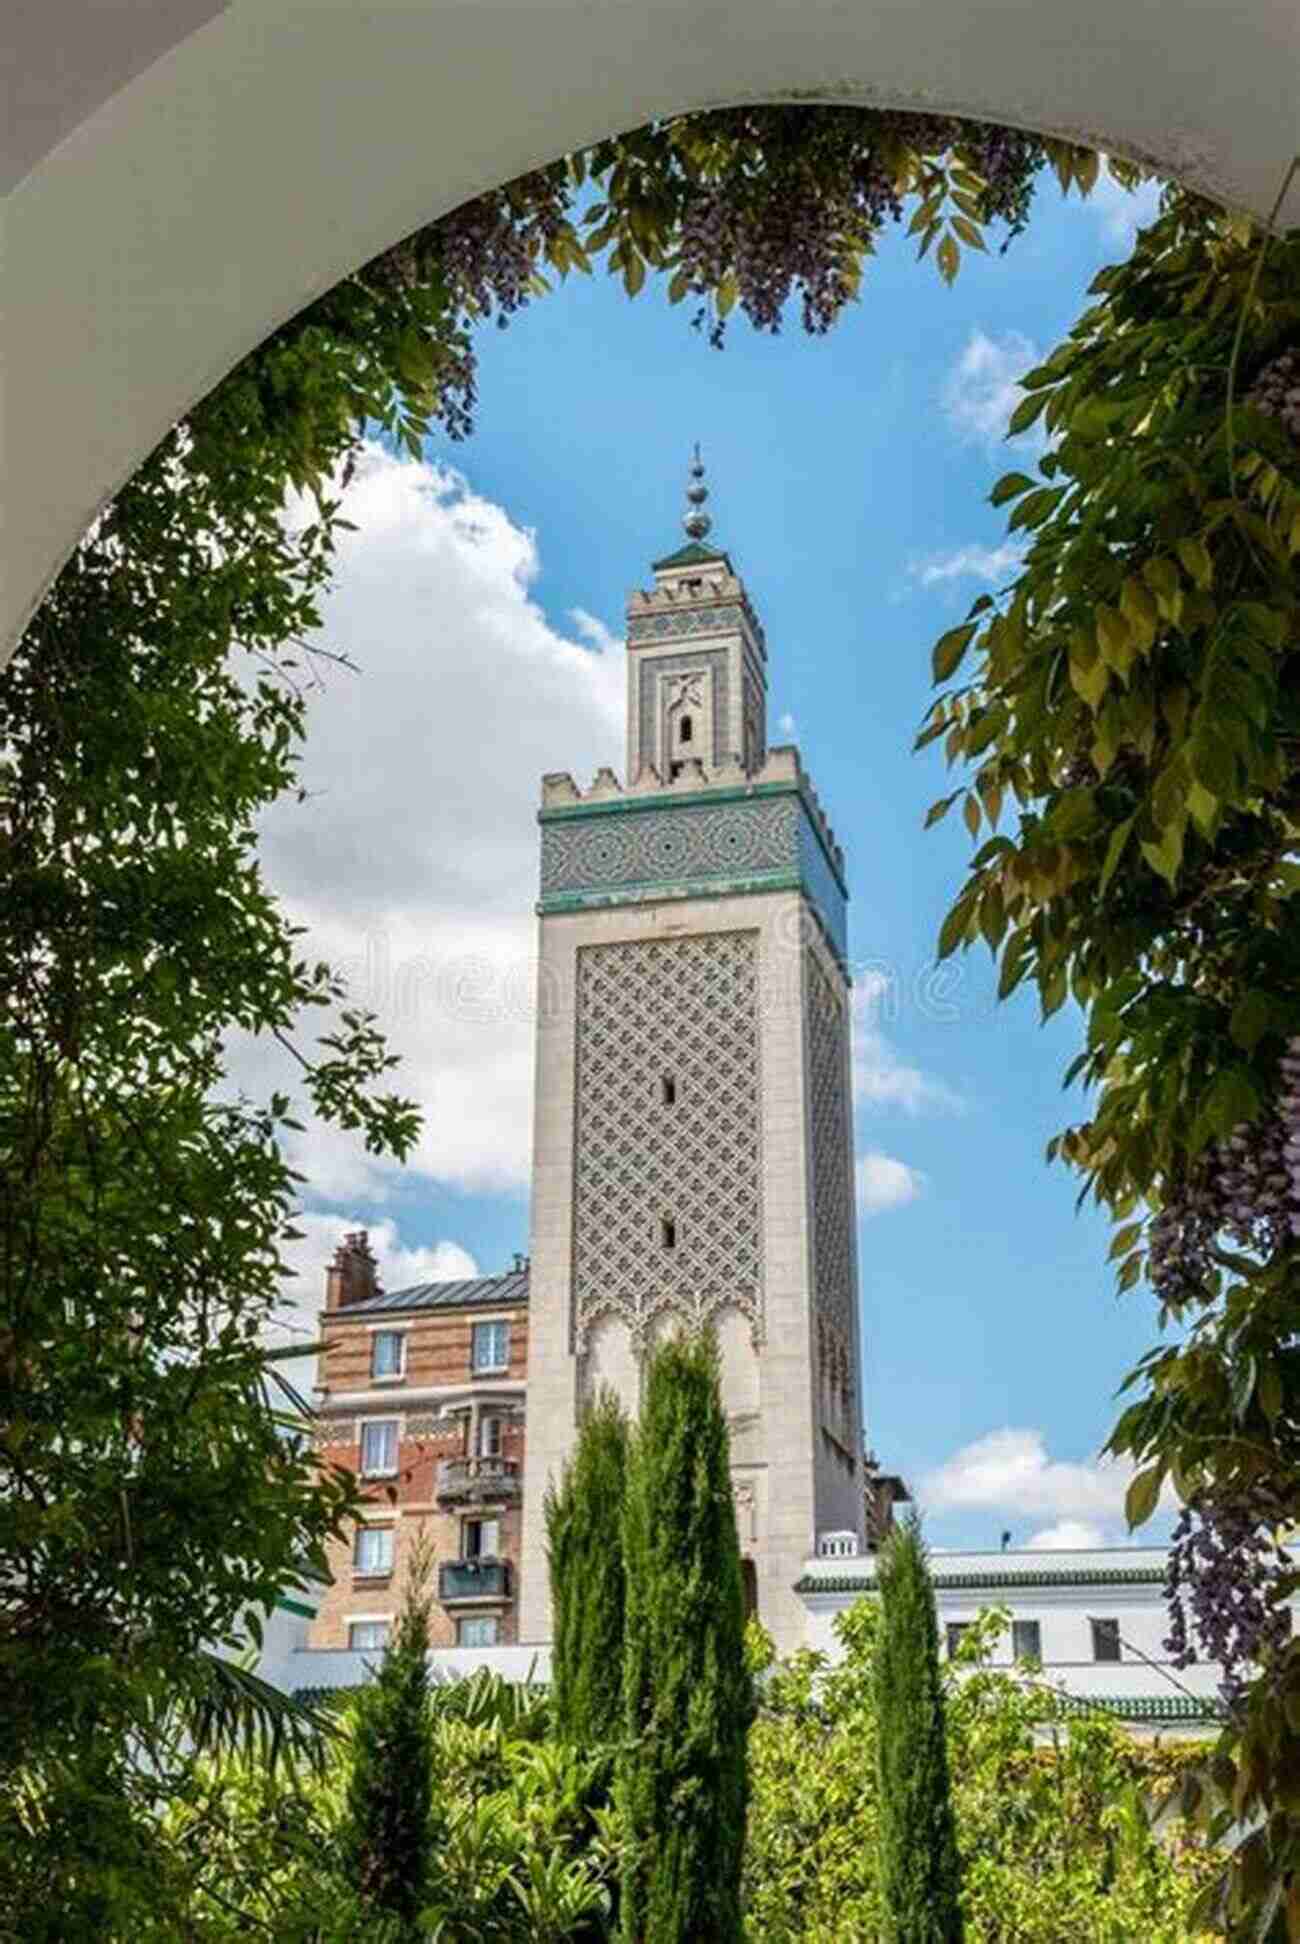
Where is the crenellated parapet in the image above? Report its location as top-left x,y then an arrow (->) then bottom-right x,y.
537,744 -> 848,962
539,745 -> 845,883
625,564 -> 767,664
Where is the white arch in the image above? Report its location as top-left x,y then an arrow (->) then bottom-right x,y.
6,0 -> 1299,658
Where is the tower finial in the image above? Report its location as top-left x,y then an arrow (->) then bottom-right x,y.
682,443 -> 712,542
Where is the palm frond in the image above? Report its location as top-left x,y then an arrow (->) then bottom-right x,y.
176,1652 -> 340,1774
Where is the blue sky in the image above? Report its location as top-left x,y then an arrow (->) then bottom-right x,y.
259,164 -> 1174,1554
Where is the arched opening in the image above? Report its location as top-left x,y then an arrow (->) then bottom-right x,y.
7,8 -> 1296,658
7,11 -> 1290,1804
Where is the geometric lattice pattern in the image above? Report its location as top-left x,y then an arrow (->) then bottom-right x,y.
805,944 -> 855,1339
571,931 -> 763,1353
626,603 -> 744,643
542,797 -> 797,896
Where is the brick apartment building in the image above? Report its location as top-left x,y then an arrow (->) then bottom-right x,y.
309,1232 -> 530,1652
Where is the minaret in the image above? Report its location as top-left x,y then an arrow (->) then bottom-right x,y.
519,455 -> 863,1655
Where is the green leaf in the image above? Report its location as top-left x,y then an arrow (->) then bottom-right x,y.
989,471 -> 1035,507
937,894 -> 976,960
1176,536 -> 1213,588
1198,1067 -> 1262,1141
932,622 -> 977,683
1006,390 -> 1048,437
1109,1222 -> 1142,1260
1098,816 -> 1135,895
1229,992 -> 1278,1054
924,790 -> 962,829
1125,1465 -> 1164,1530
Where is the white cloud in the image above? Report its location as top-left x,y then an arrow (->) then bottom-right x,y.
919,1426 -> 1168,1535
912,541 -> 1026,588
857,1150 -> 926,1215
1025,1519 -> 1108,1551
942,329 -> 1041,449
240,445 -> 625,1201
265,1212 -> 481,1393
1090,168 -> 1162,246
852,975 -> 964,1116
777,710 -> 798,740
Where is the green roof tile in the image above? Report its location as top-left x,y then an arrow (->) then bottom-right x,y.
651,540 -> 730,571
794,1566 -> 1167,1594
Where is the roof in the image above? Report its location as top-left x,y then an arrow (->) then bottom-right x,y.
651,539 -> 731,572
1063,1694 -> 1221,1724
337,1266 -> 530,1317
288,1681 -> 1218,1724
796,1566 -> 1167,1594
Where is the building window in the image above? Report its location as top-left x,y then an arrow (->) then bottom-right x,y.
457,1615 -> 499,1648
349,1620 -> 390,1651
370,1330 -> 405,1381
662,1216 -> 676,1251
463,1516 -> 500,1559
354,1524 -> 394,1576
359,1418 -> 398,1477
472,1319 -> 509,1374
680,714 -> 693,744
1091,1617 -> 1121,1663
946,1623 -> 972,1660
1011,1619 -> 1042,1663
661,1075 -> 677,1107
478,1414 -> 502,1458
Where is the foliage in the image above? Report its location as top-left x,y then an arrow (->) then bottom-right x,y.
355,108 -> 1131,449
420,1715 -> 615,1942
745,1600 -> 1220,1942
920,171 -> 1300,1929
339,1536 -> 437,1936
3,80 -> 1143,1922
874,1515 -> 964,1941
618,1331 -> 752,1943
35,1606 -> 1220,1942
546,1385 -> 631,1748
1,162 -> 421,1818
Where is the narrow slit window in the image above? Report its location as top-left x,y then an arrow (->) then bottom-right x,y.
662,1217 -> 676,1251
680,714 -> 693,744
661,1075 -> 677,1107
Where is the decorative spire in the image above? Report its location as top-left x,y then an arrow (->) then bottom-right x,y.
682,442 -> 712,542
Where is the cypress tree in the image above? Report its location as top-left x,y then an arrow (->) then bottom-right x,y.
618,1330 -> 752,1943
545,1384 -> 630,1746
339,1533 -> 435,1938
874,1511 -> 964,1943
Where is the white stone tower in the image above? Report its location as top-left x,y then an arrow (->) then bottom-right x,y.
518,453 -> 864,1654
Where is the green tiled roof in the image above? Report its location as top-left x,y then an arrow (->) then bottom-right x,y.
1062,1693 -> 1220,1724
795,1567 -> 1167,1594
651,539 -> 730,571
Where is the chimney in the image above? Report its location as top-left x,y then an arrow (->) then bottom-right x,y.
325,1230 -> 380,1312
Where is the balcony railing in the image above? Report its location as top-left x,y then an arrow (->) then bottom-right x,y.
439,1558 -> 512,1604
436,1454 -> 521,1507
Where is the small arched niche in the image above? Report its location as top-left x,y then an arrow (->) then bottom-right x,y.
582,1311 -> 640,1417
715,1305 -> 760,1421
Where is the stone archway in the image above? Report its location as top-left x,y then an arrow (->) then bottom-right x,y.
5,0 -> 1299,658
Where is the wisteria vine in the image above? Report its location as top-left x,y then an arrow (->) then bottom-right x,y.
1165,1483 -> 1293,1707
358,105 -> 1059,436
1149,1041 -> 1300,1313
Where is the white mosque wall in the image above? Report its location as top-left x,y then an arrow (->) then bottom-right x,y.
798,1545 -> 1229,1714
